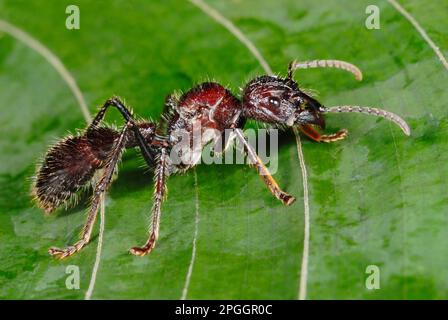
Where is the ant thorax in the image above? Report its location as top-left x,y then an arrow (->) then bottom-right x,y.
167,82 -> 242,168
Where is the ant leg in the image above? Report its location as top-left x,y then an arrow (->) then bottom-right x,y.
88,97 -> 155,165
299,124 -> 348,143
130,148 -> 169,256
48,122 -> 131,259
127,96 -> 179,256
233,129 -> 296,206
288,59 -> 363,81
89,97 -> 134,128
320,130 -> 348,143
152,94 -> 178,143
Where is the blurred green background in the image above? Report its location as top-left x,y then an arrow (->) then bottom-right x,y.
0,0 -> 447,299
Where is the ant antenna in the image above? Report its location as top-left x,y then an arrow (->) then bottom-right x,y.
321,105 -> 411,136
288,59 -> 363,81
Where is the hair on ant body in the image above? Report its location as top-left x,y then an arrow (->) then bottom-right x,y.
32,59 -> 410,259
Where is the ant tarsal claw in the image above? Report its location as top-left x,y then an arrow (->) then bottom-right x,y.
48,247 -> 63,256
48,241 -> 86,259
279,193 -> 296,206
129,234 -> 157,257
320,129 -> 349,143
48,246 -> 76,259
129,246 -> 152,257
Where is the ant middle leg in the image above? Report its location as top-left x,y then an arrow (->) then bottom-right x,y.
49,121 -> 131,259
129,147 -> 169,256
299,124 -> 348,143
234,129 -> 296,206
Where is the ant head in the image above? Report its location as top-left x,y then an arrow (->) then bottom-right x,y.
242,75 -> 325,129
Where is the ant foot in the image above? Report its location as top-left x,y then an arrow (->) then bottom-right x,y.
280,193 -> 296,206
48,246 -> 77,260
321,129 -> 348,143
48,240 -> 86,259
129,246 -> 153,257
129,235 -> 157,256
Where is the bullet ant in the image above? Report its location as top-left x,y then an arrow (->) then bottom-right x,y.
32,59 -> 410,259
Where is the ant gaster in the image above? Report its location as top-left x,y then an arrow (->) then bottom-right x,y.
32,59 -> 410,259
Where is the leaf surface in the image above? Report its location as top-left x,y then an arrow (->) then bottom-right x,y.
0,0 -> 447,299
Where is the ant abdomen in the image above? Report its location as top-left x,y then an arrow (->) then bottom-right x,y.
32,127 -> 119,214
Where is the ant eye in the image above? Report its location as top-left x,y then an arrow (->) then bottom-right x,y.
268,96 -> 281,108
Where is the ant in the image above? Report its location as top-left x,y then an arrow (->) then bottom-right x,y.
32,59 -> 410,259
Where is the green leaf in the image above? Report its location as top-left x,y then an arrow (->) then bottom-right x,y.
0,0 -> 447,299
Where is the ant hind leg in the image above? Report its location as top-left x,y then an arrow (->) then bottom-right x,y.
88,97 -> 156,165
49,122 -> 131,259
43,97 -> 157,259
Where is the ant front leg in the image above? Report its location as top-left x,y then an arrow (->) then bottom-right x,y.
129,147 -> 169,256
299,124 -> 348,143
49,122 -> 131,259
233,128 -> 296,206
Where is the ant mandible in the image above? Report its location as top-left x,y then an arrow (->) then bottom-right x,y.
32,59 -> 410,259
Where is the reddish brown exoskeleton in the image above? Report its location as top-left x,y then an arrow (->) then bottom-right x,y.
32,59 -> 410,259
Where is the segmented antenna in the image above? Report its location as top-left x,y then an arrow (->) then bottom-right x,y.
322,105 -> 411,136
289,59 -> 363,81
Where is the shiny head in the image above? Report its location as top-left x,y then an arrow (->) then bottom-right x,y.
242,75 -> 326,129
